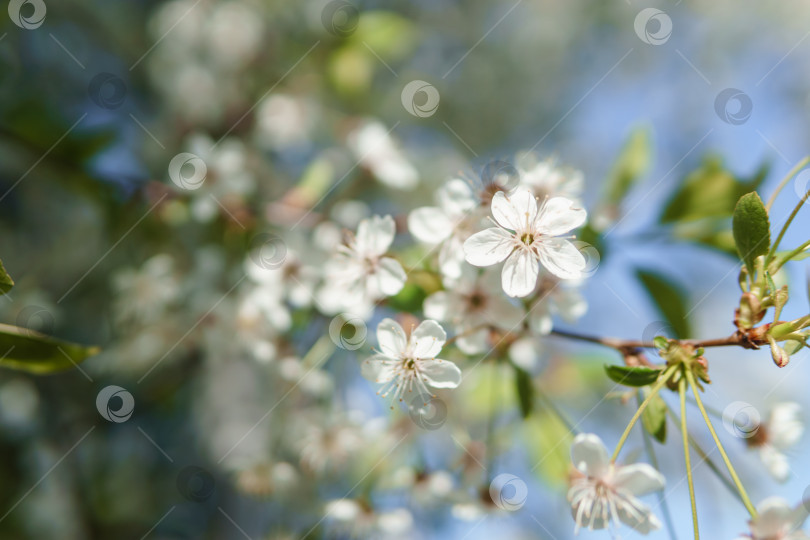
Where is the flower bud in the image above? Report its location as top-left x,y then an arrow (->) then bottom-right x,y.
768,336 -> 789,368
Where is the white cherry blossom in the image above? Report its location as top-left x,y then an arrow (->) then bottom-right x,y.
347,120 -> 418,190
748,402 -> 804,482
317,215 -> 406,316
408,178 -> 483,280
463,187 -> 587,297
362,318 -> 461,403
567,433 -> 664,534
516,153 -> 584,202
423,266 -> 524,354
735,497 -> 810,540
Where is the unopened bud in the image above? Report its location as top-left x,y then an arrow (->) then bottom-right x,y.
768,337 -> 789,368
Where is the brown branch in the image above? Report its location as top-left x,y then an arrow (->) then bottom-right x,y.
549,328 -> 765,353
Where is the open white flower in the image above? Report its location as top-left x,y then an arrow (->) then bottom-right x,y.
347,120 -> 418,190
567,433 -> 664,534
408,178 -> 483,280
424,266 -> 524,354
317,215 -> 406,316
748,402 -> 804,482
362,318 -> 461,403
463,187 -> 587,297
736,497 -> 810,540
517,153 -> 584,202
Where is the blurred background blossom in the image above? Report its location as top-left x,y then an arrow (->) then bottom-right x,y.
1,0 -> 809,538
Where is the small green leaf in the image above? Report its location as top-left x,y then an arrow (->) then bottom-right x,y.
0,258 -> 13,295
732,192 -> 771,274
0,323 -> 99,374
515,367 -> 534,418
641,393 -> 667,443
604,365 -> 662,387
636,269 -> 691,339
605,127 -> 652,204
653,336 -> 670,351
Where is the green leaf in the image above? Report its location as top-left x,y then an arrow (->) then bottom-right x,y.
605,127 -> 652,204
0,258 -> 13,295
0,323 -> 100,374
515,367 -> 534,418
661,158 -> 767,224
604,365 -> 662,387
636,269 -> 691,338
386,282 -> 427,313
641,393 -> 667,443
732,192 -> 771,274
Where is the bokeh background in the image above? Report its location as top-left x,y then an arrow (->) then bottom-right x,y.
1,0 -> 809,538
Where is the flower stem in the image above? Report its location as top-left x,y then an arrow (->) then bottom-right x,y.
679,374 -> 700,539
637,394 -> 678,540
765,156 -> 810,212
611,364 -> 676,462
767,185 -> 810,263
665,403 -> 742,504
685,368 -> 757,518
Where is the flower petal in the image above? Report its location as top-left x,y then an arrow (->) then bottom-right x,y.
423,291 -> 451,322
438,178 -> 477,217
356,214 -> 395,257
456,329 -> 488,355
537,237 -> 586,280
412,319 -> 447,358
768,402 -> 803,449
374,257 -> 407,296
751,497 -> 796,538
419,359 -> 462,389
616,503 -> 662,534
408,207 -> 453,244
361,354 -> 398,383
377,318 -> 406,357
570,433 -> 610,478
491,188 -> 537,232
613,463 -> 665,496
536,196 -> 587,236
463,228 -> 514,266
502,249 -> 539,298
759,445 -> 790,482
